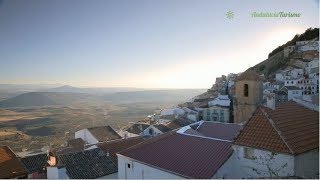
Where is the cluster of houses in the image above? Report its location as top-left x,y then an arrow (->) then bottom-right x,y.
0,40 -> 318,179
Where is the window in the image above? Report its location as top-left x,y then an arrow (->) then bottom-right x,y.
220,117 -> 224,122
127,164 -> 131,168
291,81 -> 294,84
244,84 -> 249,97
244,147 -> 255,160
149,128 -> 153,135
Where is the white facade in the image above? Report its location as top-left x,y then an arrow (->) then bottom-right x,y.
294,149 -> 319,178
287,89 -> 303,100
218,145 -> 320,179
160,108 -> 185,116
47,166 -> 69,179
202,106 -> 230,123
305,59 -> 319,74
275,73 -> 285,82
187,113 -> 197,122
230,145 -> 295,178
208,94 -> 230,107
296,41 -> 319,52
117,155 -> 183,179
75,129 -> 98,144
289,69 -> 303,79
285,78 -> 301,86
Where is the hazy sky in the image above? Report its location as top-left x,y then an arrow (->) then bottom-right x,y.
0,0 -> 318,88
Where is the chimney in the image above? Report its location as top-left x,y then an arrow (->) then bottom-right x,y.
266,93 -> 275,110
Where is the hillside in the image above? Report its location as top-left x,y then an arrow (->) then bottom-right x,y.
251,27 -> 319,77
268,28 -> 319,57
0,92 -> 105,108
104,89 -> 206,104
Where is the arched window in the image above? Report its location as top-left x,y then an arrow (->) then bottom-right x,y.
244,84 -> 249,97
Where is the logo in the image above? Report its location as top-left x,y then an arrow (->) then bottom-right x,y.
226,11 -> 234,19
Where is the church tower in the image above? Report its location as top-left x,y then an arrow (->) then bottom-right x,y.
233,70 -> 262,124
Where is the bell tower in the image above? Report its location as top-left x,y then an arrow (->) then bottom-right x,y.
233,70 -> 262,124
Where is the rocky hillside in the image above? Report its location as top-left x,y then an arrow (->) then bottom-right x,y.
250,27 -> 319,77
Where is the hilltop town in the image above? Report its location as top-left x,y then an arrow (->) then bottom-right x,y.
1,30 -> 319,179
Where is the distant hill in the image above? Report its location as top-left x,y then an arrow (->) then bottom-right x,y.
104,89 -> 206,104
45,85 -> 146,94
46,85 -> 85,93
0,92 -> 106,108
0,92 -> 58,107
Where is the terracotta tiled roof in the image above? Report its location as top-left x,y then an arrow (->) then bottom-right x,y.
196,122 -> 242,141
236,70 -> 261,81
98,137 -> 144,166
126,123 -> 150,135
88,126 -> 121,142
234,101 -> 319,155
0,146 -> 27,178
118,132 -> 233,179
165,118 -> 193,130
268,101 -> 319,154
153,124 -> 173,133
67,138 -> 85,149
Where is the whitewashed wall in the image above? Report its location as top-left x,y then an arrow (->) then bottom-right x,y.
75,129 -> 98,144
160,108 -> 185,116
117,154 -> 183,179
187,114 -> 197,122
47,166 -> 69,179
294,149 -> 319,178
231,145 -> 295,178
287,90 -> 302,100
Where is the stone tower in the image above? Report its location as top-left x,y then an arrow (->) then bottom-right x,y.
233,70 -> 262,124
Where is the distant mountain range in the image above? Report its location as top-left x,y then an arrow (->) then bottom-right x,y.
0,88 -> 206,108
104,89 -> 206,104
44,85 -> 146,94
0,92 -> 106,107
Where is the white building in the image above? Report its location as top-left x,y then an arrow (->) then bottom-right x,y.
117,122 -> 241,179
281,86 -> 303,100
208,93 -> 230,107
284,78 -> 302,87
289,68 -> 304,79
296,41 -> 319,52
202,106 -> 230,123
160,108 -> 185,116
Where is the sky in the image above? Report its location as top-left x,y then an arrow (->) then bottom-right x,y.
0,0 -> 318,89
